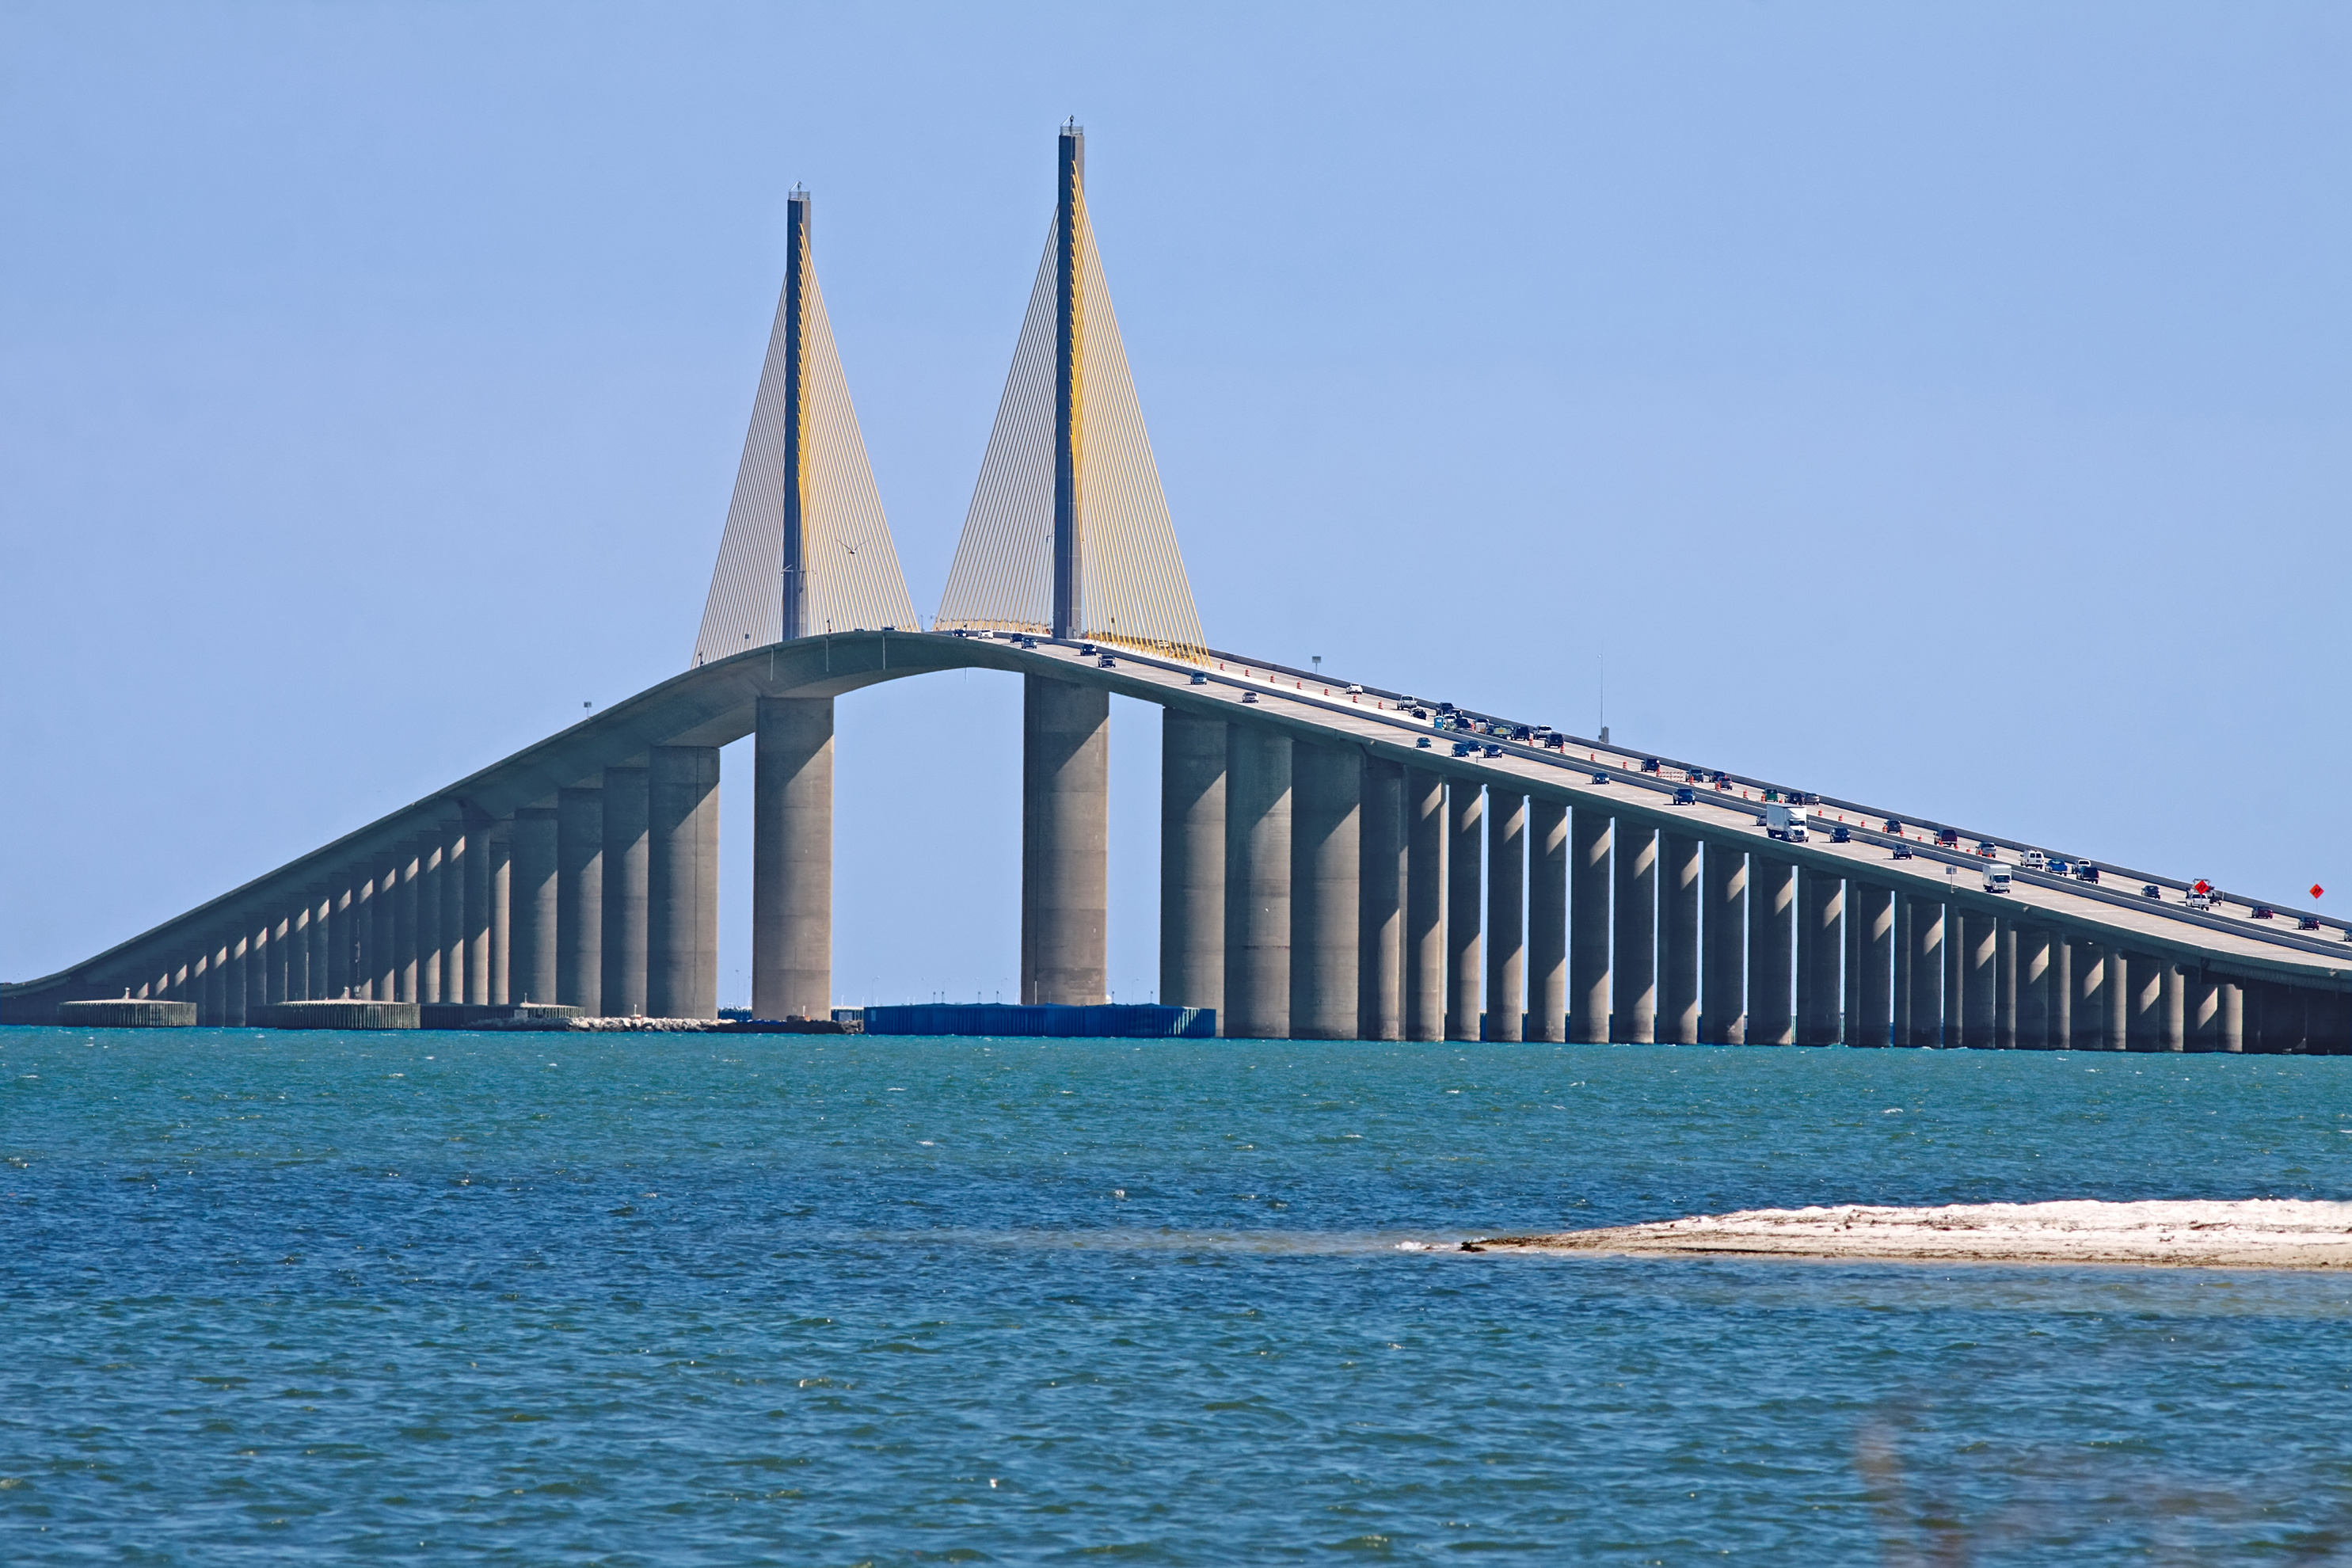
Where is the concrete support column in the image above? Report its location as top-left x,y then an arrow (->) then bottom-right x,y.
1702,842 -> 1747,1045
267,911 -> 291,1007
291,899 -> 312,1002
326,885 -> 352,999
1658,832 -> 1701,1045
1223,725 -> 1292,1040
364,862 -> 393,1000
754,698 -> 833,1022
2189,972 -> 2221,1052
2218,980 -> 2244,1052
1022,676 -> 1109,1007
1160,710 -> 1227,1015
1292,743 -> 1361,1040
1568,807 -> 1610,1044
2104,950 -> 2129,1052
1483,790 -> 1526,1042
200,935 -> 226,1025
462,816 -> 492,1005
600,771 -> 648,1017
488,820 -> 512,1005
557,786 -> 604,1014
1903,895 -> 1942,1048
2018,927 -> 2052,1049
1943,905 -> 1965,1048
394,844 -> 422,1003
1850,881 -> 1893,1048
648,745 -> 721,1021
309,889 -> 332,1000
1357,758 -> 1403,1041
1747,855 -> 1796,1046
2050,934 -> 2073,1051
1530,801 -> 1568,1043
2160,964 -> 2186,1052
417,837 -> 445,1005
1404,768 -> 1447,1042
1444,782 -> 1482,1042
2072,939 -> 2106,1049
1795,868 -> 1839,1045
1962,913 -> 1996,1049
439,820 -> 465,1007
1613,820 -> 1658,1044
509,807 -> 559,1007
226,931 -> 249,1026
1995,919 -> 2017,1049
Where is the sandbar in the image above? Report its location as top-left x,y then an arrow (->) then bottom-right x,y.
1471,1199 -> 2352,1269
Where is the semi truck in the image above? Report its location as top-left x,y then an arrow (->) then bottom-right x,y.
1764,803 -> 1810,843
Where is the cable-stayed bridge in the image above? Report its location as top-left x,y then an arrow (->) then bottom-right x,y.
10,124 -> 2350,1051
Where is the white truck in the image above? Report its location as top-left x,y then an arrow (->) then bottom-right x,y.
1764,802 -> 1810,843
1982,862 -> 2013,895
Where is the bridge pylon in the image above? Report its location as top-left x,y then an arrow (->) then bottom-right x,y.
693,188 -> 919,667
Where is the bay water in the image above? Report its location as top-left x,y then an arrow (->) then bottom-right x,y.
5,1028 -> 2350,1563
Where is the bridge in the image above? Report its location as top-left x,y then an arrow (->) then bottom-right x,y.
10,126 -> 2350,1052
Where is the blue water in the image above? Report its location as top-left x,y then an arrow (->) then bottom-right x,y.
6,1029 -> 2352,1564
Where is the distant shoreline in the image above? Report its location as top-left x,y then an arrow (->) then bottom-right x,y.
1468,1199 -> 2352,1269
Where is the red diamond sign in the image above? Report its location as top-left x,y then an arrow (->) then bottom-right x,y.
2313,885 -> 2327,900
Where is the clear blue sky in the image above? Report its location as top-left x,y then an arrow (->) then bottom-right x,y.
6,2 -> 2346,1004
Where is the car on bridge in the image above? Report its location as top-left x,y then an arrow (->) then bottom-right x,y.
1673,786 -> 1696,806
1975,840 -> 1998,858
2253,905 -> 2276,920
2020,849 -> 2048,872
2142,884 -> 2164,900
1884,818 -> 1904,835
1641,758 -> 1661,774
1893,842 -> 1914,860
1936,828 -> 1961,849
1831,824 -> 1852,843
2300,915 -> 2324,931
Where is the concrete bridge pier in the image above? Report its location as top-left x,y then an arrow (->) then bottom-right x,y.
1847,881 -> 1891,1047
356,865 -> 383,1000
1995,919 -> 2018,1049
1963,913 -> 1997,1049
487,820 -> 512,1004
1903,895 -> 1941,1047
1795,867 -> 1838,1045
1162,711 -> 1227,1017
1747,855 -> 1795,1046
1569,807 -> 1609,1044
2017,926 -> 2051,1049
199,934 -> 223,1024
1530,801 -> 1568,1042
558,786 -> 604,1015
2103,950 -> 2129,1051
1484,790 -> 1526,1042
266,911 -> 290,1008
648,745 -> 721,1020
2049,934 -> 2072,1049
1357,757 -> 1403,1041
330,881 -> 355,1001
1943,907 -> 1966,1047
439,820 -> 465,1007
1403,768 -> 1445,1042
418,835 -> 446,1004
1486,790 -> 1524,1034
1614,821 -> 1657,1044
2219,979 -> 2244,1052
2188,972 -> 2220,1050
1223,724 -> 1291,1040
394,842 -> 422,1003
601,770 -> 648,1016
1022,677 -> 1108,1007
1658,832 -> 1700,1045
510,806 -> 559,1005
754,698 -> 833,1022
1444,782 -> 1482,1041
462,815 -> 492,1004
1702,842 -> 1746,1045
1291,743 -> 1361,1040
2071,937 -> 2105,1049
